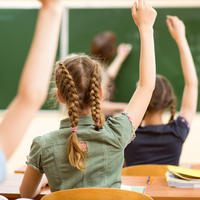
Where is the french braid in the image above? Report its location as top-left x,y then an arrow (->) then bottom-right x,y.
56,63 -> 86,170
55,55 -> 105,170
90,63 -> 105,130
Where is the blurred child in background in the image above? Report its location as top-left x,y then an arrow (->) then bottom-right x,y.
90,31 -> 132,115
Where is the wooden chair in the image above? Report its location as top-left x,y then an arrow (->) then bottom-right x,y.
122,164 -> 167,176
41,188 -> 153,200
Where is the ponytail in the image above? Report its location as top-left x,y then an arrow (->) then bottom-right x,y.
67,131 -> 86,170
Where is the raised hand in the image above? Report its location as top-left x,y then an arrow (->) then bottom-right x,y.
166,16 -> 186,43
132,0 -> 157,30
117,43 -> 132,61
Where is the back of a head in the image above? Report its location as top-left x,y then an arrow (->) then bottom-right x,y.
55,54 -> 105,170
90,31 -> 117,63
147,75 -> 176,123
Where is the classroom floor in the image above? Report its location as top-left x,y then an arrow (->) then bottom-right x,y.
0,111 -> 199,173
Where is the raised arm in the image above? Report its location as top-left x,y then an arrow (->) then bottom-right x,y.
0,0 -> 63,159
125,0 -> 157,129
107,44 -> 132,80
166,16 -> 198,125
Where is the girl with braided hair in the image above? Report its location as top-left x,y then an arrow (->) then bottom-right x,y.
125,16 -> 198,167
20,0 -> 157,198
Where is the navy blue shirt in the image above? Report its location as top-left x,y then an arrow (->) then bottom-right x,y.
125,116 -> 190,166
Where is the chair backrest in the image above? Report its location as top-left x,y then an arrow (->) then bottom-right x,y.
122,164 -> 167,176
41,188 -> 153,200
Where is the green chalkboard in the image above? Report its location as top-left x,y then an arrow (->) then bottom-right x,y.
69,8 -> 200,111
0,9 -> 59,110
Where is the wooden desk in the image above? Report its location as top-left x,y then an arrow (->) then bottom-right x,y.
1,174 -> 200,200
122,176 -> 200,200
0,174 -> 49,200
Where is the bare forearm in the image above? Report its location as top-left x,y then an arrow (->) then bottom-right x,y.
125,28 -> 156,129
177,38 -> 198,86
178,37 -> 198,124
20,167 -> 43,198
0,3 -> 63,159
0,98 -> 37,158
18,4 -> 63,105
138,27 -> 156,90
107,55 -> 124,79
21,185 -> 41,199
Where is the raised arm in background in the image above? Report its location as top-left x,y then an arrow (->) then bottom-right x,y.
167,16 -> 198,125
0,0 -> 63,159
107,43 -> 132,80
125,0 -> 157,129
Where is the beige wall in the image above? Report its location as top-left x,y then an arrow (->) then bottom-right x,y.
0,112 -> 199,172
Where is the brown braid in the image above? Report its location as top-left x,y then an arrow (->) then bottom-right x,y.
56,63 -> 86,170
55,54 -> 105,170
169,101 -> 176,123
144,75 -> 176,124
90,63 -> 105,130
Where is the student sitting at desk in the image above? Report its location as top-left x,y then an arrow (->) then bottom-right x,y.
125,16 -> 198,166
20,0 -> 157,198
0,0 -> 63,182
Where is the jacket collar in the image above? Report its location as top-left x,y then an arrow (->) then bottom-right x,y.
60,115 -> 94,129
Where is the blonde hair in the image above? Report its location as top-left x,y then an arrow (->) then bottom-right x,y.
55,54 -> 105,170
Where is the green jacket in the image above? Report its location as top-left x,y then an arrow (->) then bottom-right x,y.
27,113 -> 134,192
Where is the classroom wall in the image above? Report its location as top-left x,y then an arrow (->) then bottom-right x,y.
2,112 -> 199,173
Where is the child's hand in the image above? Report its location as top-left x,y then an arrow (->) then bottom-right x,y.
117,43 -> 132,60
132,0 -> 157,30
166,16 -> 186,43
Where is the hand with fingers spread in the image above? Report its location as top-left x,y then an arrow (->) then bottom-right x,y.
132,0 -> 157,30
166,16 -> 186,43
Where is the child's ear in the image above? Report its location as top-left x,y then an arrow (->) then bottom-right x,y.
56,90 -> 65,104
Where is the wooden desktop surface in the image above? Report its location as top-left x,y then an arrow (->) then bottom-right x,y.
122,176 -> 200,200
0,173 -> 49,200
1,173 -> 200,200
